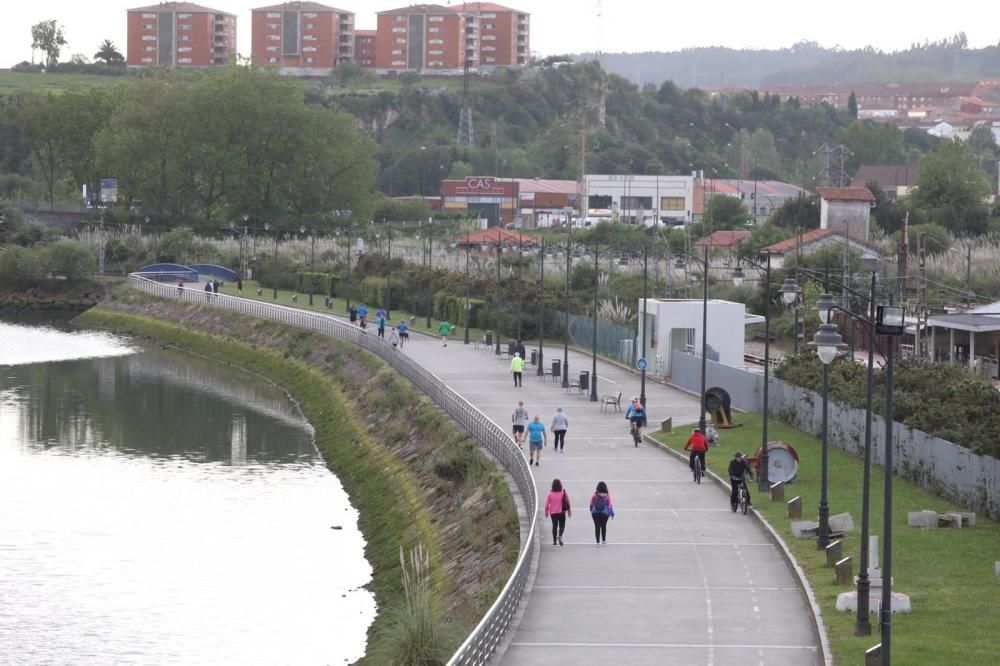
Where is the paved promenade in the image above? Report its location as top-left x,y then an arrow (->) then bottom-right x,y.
403,338 -> 823,666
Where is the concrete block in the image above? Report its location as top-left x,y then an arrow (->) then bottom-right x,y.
770,481 -> 784,502
995,562 -> 1000,581
938,513 -> 960,528
835,556 -> 853,585
825,540 -> 843,567
961,512 -> 977,527
660,417 -> 672,433
865,644 -> 881,666
787,496 -> 803,519
907,510 -> 938,528
828,512 -> 855,533
791,520 -> 819,538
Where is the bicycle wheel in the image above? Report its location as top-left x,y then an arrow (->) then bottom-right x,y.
693,462 -> 701,484
739,486 -> 749,515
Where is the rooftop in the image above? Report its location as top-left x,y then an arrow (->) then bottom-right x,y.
505,178 -> 576,195
253,1 -> 349,11
694,230 -> 750,249
817,186 -> 877,203
762,227 -> 882,255
377,3 -> 455,14
456,228 -> 541,246
850,165 -> 916,189
129,1 -> 234,14
453,2 -> 525,12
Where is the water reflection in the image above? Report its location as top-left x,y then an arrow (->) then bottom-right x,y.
0,326 -> 375,664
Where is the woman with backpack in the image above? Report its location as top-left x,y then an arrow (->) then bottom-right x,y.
544,478 -> 571,546
589,481 -> 615,547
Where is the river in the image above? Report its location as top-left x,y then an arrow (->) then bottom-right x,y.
0,320 -> 375,664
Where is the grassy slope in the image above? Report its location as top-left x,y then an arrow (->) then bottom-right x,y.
0,70 -> 126,94
655,414 -> 1000,665
78,294 -> 518,660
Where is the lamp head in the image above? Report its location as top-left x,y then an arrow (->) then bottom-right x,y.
809,322 -> 846,365
780,277 -> 800,305
815,292 -> 836,324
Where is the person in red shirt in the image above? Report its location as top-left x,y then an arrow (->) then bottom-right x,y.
684,427 -> 709,477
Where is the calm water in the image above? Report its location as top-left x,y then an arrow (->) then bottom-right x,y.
0,321 -> 375,664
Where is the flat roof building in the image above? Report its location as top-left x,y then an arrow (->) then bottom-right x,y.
251,2 -> 355,74
441,176 -> 576,228
127,2 -> 236,67
583,174 -> 695,225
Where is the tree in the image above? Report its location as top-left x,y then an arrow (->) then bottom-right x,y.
10,92 -> 62,208
704,195 -> 749,230
847,91 -> 858,119
93,39 -> 124,67
836,120 -> 906,172
771,195 -> 820,230
908,139 -> 991,235
31,20 -> 66,68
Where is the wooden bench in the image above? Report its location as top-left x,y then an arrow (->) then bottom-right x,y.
600,391 -> 623,412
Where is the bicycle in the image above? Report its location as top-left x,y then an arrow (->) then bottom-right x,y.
629,420 -> 642,447
692,457 -> 703,484
736,478 -> 750,515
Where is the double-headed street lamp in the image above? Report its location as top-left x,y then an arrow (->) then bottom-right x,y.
674,243 -> 712,430
537,240 -> 546,375
299,224 -> 316,306
263,222 -> 278,299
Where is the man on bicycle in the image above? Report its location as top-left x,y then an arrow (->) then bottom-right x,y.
625,397 -> 646,445
728,451 -> 754,512
684,427 -> 708,475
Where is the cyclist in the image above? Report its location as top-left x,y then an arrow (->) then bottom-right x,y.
728,451 -> 754,512
684,427 -> 709,477
625,397 -> 646,446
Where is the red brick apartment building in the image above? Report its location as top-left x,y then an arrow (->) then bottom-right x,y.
251,2 -> 355,73
354,29 -> 376,68
127,2 -> 236,67
374,2 -> 528,74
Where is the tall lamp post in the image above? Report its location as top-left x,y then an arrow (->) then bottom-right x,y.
426,222 -> 434,330
263,223 -> 278,299
673,245 -> 711,430
562,220 -> 572,388
590,243 -> 600,401
537,240 -> 545,375
494,234 -> 503,355
300,225 -> 316,306
809,292 -> 847,550
463,242 -> 471,344
639,240 -> 648,407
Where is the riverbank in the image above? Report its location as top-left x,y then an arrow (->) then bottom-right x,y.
0,277 -> 120,314
78,288 -> 518,663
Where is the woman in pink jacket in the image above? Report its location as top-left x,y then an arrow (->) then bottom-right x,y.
544,478 -> 571,546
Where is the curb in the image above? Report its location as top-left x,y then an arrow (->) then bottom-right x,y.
643,432 -> 833,666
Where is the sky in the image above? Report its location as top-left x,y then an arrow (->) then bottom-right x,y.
1,0 -> 996,70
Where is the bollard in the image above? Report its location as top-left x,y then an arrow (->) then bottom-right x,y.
770,481 -> 784,502
660,417 -> 672,433
825,540 -> 843,567
834,556 -> 853,585
787,496 -> 803,519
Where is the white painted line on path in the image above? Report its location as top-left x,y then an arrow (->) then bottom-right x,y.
509,641 -> 818,650
533,584 -> 801,591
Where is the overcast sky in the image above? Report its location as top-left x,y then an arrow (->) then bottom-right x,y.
1,0 -> 994,70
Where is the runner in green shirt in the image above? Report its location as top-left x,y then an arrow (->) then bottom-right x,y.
438,320 -> 452,346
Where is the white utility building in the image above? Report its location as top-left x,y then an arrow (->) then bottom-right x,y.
583,174 -> 695,225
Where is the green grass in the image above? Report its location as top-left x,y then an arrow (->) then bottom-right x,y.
0,69 -> 126,94
654,414 -> 1000,665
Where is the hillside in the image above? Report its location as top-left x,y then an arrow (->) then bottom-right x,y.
581,36 -> 1000,88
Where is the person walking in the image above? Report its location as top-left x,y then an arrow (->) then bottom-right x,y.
514,339 -> 527,363
377,314 -> 386,338
236,277 -> 243,296
212,279 -> 220,299
438,319 -> 452,346
397,319 -> 409,348
357,303 -> 368,327
388,326 -> 400,350
550,406 -> 569,452
544,478 -> 571,546
349,305 -> 358,326
204,281 -> 212,302
527,415 -> 546,466
589,481 -> 615,546
510,352 -> 525,387
511,400 -> 529,447
177,279 -> 184,296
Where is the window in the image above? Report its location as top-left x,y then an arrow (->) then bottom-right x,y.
266,23 -> 279,29
392,27 -> 405,32
395,15 -> 405,22
482,35 -> 495,40
178,13 -> 191,18
482,12 -> 496,18
266,34 -> 280,40
589,194 -> 612,209
303,12 -> 317,18
268,56 -> 279,63
305,57 -> 314,63
429,39 -> 443,44
178,46 -> 191,52
661,196 -> 685,211
392,60 -> 405,66
391,49 -> 403,55
142,12 -> 156,18
621,196 -> 653,210
178,35 -> 191,41
429,15 -> 444,22
482,46 -> 495,52
141,57 -> 154,62
142,35 -> 156,40
483,23 -> 495,29
178,24 -> 192,30
303,35 -> 316,40
429,49 -> 443,55
267,12 -> 280,18
304,23 -> 315,29
394,38 -> 406,44
144,46 -> 156,51
428,27 -> 440,33
266,46 -> 279,51
303,46 -> 316,52
484,57 -> 495,63
178,57 -> 192,63
143,24 -> 155,29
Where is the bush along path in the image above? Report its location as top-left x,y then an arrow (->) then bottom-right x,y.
655,413 -> 1000,665
79,288 -> 519,664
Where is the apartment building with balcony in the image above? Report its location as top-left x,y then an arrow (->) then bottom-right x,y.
454,2 -> 529,68
251,2 -> 355,74
126,2 -> 236,67
374,3 -> 528,75
354,30 -> 376,68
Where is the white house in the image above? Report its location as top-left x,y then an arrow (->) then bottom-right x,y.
583,174 -> 694,225
817,186 -> 876,240
636,298 -> 756,377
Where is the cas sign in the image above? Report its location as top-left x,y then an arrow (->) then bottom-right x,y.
464,177 -> 495,190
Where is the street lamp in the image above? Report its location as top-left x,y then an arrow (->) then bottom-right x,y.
672,245 -> 711,429
809,293 -> 846,550
300,225 -> 316,306
463,242 -> 471,344
639,240 -> 649,407
562,219 -> 572,388
590,241 -> 600,402
264,222 -> 278,299
537,240 -> 546,375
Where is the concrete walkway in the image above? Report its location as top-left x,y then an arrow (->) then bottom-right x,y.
402,338 -> 823,666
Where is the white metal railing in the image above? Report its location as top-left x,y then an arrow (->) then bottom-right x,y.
127,274 -> 536,665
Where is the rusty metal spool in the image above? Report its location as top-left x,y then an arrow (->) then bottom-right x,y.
749,440 -> 800,483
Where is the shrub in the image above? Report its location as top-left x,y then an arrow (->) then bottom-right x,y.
0,245 -> 46,286
45,240 -> 95,280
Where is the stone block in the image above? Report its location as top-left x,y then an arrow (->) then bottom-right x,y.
787,496 -> 803,519
835,556 -> 853,585
660,417 -> 672,433
770,481 -> 784,502
995,562 -> 1000,581
961,512 -> 977,527
938,513 -> 960,528
791,520 -> 819,538
907,510 -> 938,528
865,644 -> 882,666
828,512 -> 855,533
825,540 -> 843,567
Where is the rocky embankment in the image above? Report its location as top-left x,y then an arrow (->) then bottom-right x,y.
0,279 -> 117,314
